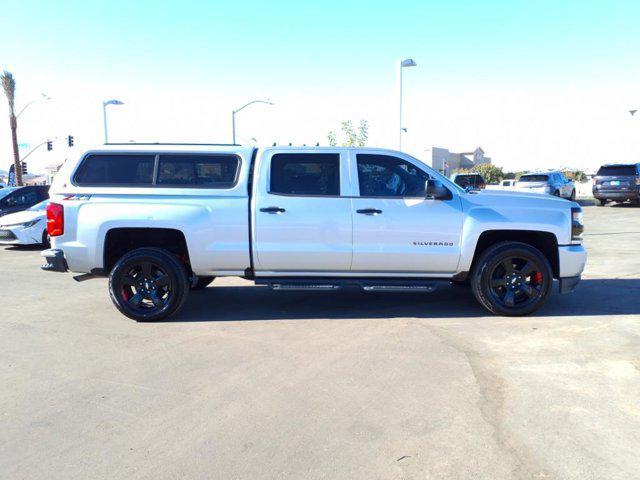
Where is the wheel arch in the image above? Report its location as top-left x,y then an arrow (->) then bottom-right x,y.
103,227 -> 191,275
466,230 -> 559,280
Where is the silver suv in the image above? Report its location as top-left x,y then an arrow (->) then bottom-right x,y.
515,171 -> 576,200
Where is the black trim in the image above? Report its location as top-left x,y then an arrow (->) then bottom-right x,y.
246,148 -> 258,276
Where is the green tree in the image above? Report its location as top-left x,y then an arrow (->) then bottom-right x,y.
1,70 -> 22,186
456,163 -> 505,184
328,119 -> 369,146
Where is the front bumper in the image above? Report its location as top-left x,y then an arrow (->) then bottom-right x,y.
557,244 -> 586,294
0,225 -> 44,245
41,249 -> 68,272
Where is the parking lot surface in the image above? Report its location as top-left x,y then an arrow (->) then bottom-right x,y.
1,205 -> 639,480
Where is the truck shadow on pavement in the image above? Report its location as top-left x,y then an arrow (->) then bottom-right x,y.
170,278 -> 640,322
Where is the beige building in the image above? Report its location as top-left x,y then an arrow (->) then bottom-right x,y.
426,146 -> 492,177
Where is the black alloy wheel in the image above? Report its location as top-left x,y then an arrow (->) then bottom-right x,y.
109,248 -> 189,321
471,242 -> 553,316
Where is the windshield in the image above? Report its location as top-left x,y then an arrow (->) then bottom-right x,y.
28,200 -> 49,211
519,175 -> 549,182
0,187 -> 19,200
597,165 -> 636,176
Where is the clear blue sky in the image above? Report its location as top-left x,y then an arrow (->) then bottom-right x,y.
1,0 -> 639,172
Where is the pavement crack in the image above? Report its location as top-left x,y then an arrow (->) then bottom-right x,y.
408,320 -> 552,479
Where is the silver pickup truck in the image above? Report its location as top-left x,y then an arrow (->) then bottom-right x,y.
42,144 -> 586,321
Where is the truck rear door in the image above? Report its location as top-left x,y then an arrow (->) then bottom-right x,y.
252,149 -> 352,273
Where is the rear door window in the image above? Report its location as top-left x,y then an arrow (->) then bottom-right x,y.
74,154 -> 155,185
157,154 -> 240,187
270,153 -> 340,196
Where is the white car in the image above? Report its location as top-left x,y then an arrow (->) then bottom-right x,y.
41,144 -> 586,321
0,200 -> 49,246
515,171 -> 576,200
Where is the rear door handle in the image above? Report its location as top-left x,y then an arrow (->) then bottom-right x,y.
260,206 -> 286,214
356,208 -> 382,215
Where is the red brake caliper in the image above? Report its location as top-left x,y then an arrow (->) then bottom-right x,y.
121,287 -> 131,301
532,272 -> 543,285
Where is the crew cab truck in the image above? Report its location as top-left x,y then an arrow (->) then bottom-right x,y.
41,144 -> 586,321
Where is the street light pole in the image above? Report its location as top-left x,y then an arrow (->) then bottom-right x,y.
16,93 -> 50,119
102,99 -> 124,144
398,58 -> 417,151
232,99 -> 273,144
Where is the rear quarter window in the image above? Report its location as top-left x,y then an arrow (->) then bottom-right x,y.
157,154 -> 240,187
74,154 -> 155,185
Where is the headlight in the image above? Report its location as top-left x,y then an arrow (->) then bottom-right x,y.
571,207 -> 583,241
1,218 -> 41,228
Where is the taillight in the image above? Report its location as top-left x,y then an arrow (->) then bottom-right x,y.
46,202 -> 64,237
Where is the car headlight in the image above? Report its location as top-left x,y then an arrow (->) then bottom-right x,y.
1,218 -> 41,228
571,207 -> 583,241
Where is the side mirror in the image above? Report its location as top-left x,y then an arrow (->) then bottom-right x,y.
425,179 -> 450,200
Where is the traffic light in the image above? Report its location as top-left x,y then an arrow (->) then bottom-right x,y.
21,162 -> 27,175
46,140 -> 53,151
67,135 -> 74,147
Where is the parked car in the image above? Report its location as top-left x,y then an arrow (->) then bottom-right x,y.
0,200 -> 49,246
450,172 -> 486,190
500,179 -> 516,188
592,163 -> 640,206
41,144 -> 586,321
515,172 -> 576,200
0,185 -> 49,217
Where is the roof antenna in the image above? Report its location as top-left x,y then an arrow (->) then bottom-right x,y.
272,142 -> 276,146
316,142 -> 319,146
288,142 -> 292,146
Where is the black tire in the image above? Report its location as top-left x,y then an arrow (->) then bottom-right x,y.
553,190 -> 560,197
569,189 -> 576,201
191,276 -> 215,290
108,248 -> 189,322
597,199 -> 607,207
470,242 -> 553,316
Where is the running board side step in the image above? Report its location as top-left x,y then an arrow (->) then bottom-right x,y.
255,278 -> 442,292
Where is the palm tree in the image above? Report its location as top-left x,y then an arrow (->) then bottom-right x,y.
1,70 -> 22,186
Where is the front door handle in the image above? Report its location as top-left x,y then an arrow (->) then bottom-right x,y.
260,206 -> 286,214
357,208 -> 382,215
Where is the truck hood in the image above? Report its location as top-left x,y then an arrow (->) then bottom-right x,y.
0,209 -> 44,227
465,188 -> 569,206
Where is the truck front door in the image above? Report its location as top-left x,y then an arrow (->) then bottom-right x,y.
253,150 -> 352,273
349,152 -> 464,274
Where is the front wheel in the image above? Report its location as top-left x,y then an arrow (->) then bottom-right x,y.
471,242 -> 553,316
108,248 -> 189,322
569,189 -> 576,201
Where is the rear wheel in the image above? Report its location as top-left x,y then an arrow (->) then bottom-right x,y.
471,242 -> 553,316
191,276 -> 215,290
108,248 -> 189,322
